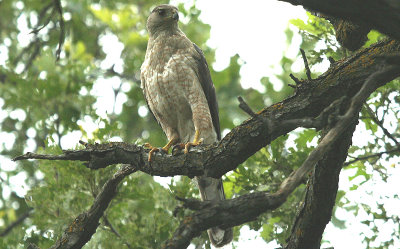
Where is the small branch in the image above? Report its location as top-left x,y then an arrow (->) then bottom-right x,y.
300,48 -> 312,80
30,2 -> 55,34
48,165 -> 137,249
364,104 -> 400,147
237,96 -> 256,117
103,215 -> 133,249
344,147 -> 400,166
105,65 -> 141,84
289,73 -> 302,85
13,151 -> 90,161
54,0 -> 65,61
0,208 -> 33,237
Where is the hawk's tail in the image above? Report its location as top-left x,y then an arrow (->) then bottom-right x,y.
196,176 -> 233,247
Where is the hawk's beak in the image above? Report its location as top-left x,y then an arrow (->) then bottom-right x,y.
172,12 -> 179,21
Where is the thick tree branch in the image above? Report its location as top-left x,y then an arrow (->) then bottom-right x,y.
14,41 -> 400,180
284,59 -> 400,249
278,0 -> 400,41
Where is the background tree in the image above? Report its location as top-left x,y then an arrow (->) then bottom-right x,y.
1,0 -> 399,249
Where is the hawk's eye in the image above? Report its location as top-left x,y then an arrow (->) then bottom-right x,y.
158,9 -> 166,16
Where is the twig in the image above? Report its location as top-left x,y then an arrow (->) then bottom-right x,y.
344,147 -> 400,166
364,104 -> 400,147
300,48 -> 312,80
0,208 -> 33,237
289,73 -> 302,85
328,57 -> 336,65
237,96 -> 256,117
54,0 -> 65,61
105,65 -> 141,84
103,215 -> 133,249
30,2 -> 55,34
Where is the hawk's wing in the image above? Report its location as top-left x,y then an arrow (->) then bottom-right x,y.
192,43 -> 221,140
140,74 -> 160,128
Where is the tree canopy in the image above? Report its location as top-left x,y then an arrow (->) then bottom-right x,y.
1,0 -> 399,249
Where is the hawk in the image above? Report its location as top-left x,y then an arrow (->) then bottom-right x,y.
140,4 -> 233,247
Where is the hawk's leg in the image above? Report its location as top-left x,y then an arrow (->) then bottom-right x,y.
144,138 -> 178,161
184,130 -> 204,154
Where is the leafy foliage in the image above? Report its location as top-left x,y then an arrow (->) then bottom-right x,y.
0,1 -> 399,249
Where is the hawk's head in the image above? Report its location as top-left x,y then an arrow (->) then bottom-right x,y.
147,5 -> 179,36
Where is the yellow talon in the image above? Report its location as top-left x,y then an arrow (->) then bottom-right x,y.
184,130 -> 203,154
145,139 -> 178,162
161,139 -> 177,153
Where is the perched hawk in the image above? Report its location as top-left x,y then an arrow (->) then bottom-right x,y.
140,4 -> 233,247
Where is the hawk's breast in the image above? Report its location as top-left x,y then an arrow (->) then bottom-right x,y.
141,43 -> 198,142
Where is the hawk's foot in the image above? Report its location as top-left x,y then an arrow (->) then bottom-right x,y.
172,143 -> 185,156
184,130 -> 203,154
144,143 -> 165,162
144,139 -> 178,161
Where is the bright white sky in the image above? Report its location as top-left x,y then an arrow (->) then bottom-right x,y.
1,0 -> 399,248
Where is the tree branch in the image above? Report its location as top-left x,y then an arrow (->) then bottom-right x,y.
300,48 -> 312,80
103,215 -> 133,249
364,104 -> 400,147
53,0 -> 65,61
344,146 -> 400,166
48,165 -> 137,249
0,208 -> 33,237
